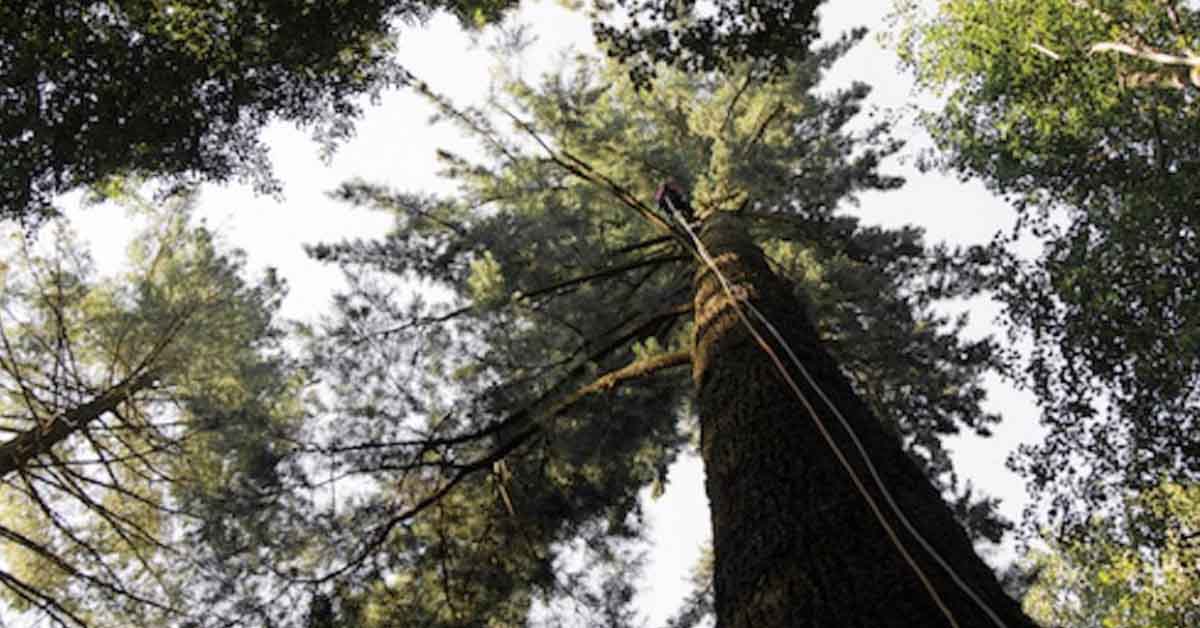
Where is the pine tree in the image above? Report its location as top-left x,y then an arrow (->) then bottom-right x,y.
301,34 -> 1034,626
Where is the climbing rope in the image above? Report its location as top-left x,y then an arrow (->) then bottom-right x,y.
658,189 -> 1009,628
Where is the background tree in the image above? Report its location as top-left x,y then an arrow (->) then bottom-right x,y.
1020,482 -> 1199,627
0,0 -> 521,226
0,195 -> 304,627
1,0 -> 839,228
294,31 -> 1027,625
588,0 -> 826,88
891,0 -> 1200,537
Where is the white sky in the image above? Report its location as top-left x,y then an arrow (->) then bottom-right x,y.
61,1 -> 1043,625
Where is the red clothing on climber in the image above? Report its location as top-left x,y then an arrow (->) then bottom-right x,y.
655,179 -> 694,222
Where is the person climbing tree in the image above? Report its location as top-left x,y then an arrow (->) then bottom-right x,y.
656,179 -> 695,224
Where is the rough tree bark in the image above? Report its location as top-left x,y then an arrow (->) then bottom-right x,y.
691,213 -> 1038,628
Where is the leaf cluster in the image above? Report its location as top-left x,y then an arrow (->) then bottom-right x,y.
590,0 -> 826,88
1020,482 -> 1200,628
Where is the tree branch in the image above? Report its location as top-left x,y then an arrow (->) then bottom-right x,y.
305,349 -> 691,583
493,102 -> 678,236
550,350 -> 691,412
0,371 -> 157,479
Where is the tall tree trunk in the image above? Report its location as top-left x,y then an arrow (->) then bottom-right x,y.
691,214 -> 1037,628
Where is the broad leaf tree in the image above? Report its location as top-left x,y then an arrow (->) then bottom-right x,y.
299,33 -> 1034,626
0,0 -> 521,226
589,0 -> 826,88
1020,482 -> 1200,627
0,196 -> 303,627
892,0 -> 1200,533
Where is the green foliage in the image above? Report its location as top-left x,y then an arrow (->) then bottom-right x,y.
894,0 -> 1200,198
892,0 -> 1200,533
0,0 -> 837,227
0,0 -> 520,227
0,194 -> 302,627
590,0 -> 827,88
305,34 -> 1013,623
1020,482 -> 1200,628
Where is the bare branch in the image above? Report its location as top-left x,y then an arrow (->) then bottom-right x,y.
0,371 -> 156,479
0,302 -> 195,478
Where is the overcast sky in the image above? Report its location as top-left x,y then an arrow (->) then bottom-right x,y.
61,1 -> 1041,624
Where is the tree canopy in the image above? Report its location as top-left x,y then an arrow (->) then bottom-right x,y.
892,0 -> 1200,535
590,0 -> 826,88
0,0 -> 520,226
1,0 -> 837,228
21,0 -> 1200,624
